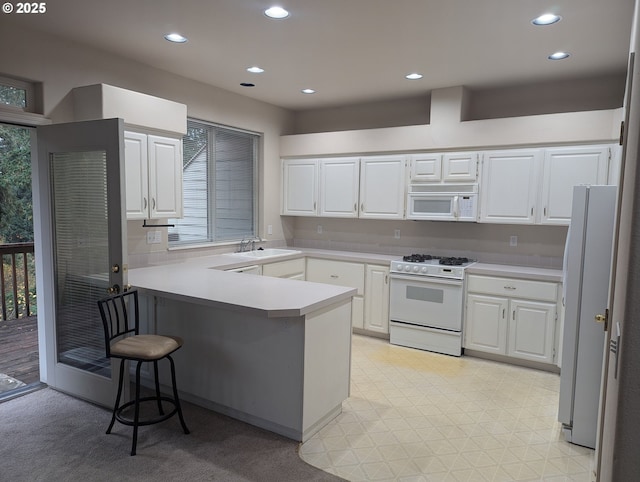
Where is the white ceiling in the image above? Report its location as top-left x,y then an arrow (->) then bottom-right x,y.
5,0 -> 636,111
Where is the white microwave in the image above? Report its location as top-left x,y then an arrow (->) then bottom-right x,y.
407,184 -> 478,221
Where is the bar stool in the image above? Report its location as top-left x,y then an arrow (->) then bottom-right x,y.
97,289 -> 190,455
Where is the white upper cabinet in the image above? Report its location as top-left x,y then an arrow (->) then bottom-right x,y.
319,158 -> 360,218
125,131 -> 182,220
479,149 -> 542,224
539,145 -> 610,224
281,159 -> 318,216
409,152 -> 477,183
442,152 -> 478,182
147,135 -> 183,219
479,145 -> 614,225
359,155 -> 406,219
409,153 -> 442,182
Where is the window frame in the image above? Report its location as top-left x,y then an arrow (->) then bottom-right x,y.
169,118 -> 260,248
0,75 -> 37,113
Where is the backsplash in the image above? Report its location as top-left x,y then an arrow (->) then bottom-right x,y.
290,217 -> 566,269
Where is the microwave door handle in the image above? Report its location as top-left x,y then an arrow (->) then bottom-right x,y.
453,195 -> 459,219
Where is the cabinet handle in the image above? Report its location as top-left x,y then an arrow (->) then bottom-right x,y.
143,197 -> 147,210
152,198 -> 156,210
354,203 -> 357,212
361,203 -> 365,212
504,286 -> 516,290
330,274 -> 339,279
531,207 -> 534,216
502,308 -> 505,318
385,274 -> 388,284
512,310 -> 516,320
544,207 -> 547,216
313,202 -> 316,210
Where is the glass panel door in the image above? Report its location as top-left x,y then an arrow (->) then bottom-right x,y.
35,118 -> 126,407
50,151 -> 111,375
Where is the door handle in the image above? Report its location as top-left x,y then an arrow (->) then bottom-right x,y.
107,284 -> 121,295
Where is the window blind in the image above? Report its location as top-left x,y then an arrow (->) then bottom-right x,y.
169,119 -> 258,245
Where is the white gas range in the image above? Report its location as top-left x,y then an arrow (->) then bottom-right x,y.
389,254 -> 476,356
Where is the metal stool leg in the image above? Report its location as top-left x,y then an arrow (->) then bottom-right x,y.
107,359 -> 126,434
168,355 -> 190,434
131,361 -> 143,456
153,360 -> 164,415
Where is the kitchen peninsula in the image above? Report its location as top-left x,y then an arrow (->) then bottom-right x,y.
128,256 -> 356,442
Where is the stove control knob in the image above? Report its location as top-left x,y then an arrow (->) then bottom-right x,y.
413,266 -> 419,273
395,263 -> 403,271
421,266 -> 428,273
405,266 -> 411,272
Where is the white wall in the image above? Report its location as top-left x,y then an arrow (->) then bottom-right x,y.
0,22 -> 296,266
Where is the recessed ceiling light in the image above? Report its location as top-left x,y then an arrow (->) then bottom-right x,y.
240,82 -> 256,87
532,13 -> 562,26
301,89 -> 316,94
264,6 -> 290,19
247,66 -> 265,73
164,33 -> 188,43
405,73 -> 423,80
548,51 -> 570,60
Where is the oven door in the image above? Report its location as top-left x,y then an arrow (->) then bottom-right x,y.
389,274 -> 463,331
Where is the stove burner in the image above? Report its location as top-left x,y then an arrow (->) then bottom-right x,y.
439,257 -> 470,266
402,254 -> 435,262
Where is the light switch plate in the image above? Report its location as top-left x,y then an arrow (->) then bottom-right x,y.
510,235 -> 518,247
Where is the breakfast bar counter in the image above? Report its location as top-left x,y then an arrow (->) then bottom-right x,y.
128,261 -> 356,442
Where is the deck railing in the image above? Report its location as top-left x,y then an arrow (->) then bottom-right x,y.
0,242 -> 36,321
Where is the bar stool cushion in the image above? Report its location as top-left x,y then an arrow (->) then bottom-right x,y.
110,335 -> 183,360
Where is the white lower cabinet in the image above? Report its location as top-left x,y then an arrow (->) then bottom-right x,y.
465,274 -> 558,365
364,264 -> 390,334
261,258 -> 305,280
306,258 -> 365,330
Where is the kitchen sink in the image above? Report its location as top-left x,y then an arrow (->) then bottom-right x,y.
225,248 -> 301,259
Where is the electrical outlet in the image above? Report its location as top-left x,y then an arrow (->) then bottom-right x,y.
510,235 -> 518,247
146,231 -> 162,244
394,229 -> 401,239
267,224 -> 273,235
317,225 -> 323,234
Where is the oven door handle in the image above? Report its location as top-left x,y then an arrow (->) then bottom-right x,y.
389,273 -> 463,286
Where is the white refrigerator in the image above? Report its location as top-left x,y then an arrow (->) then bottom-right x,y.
558,185 -> 617,449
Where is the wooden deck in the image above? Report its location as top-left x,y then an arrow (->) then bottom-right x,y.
0,315 -> 39,386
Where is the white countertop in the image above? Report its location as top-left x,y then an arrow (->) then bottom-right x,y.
128,260 -> 356,318
467,263 -> 563,282
129,249 -> 563,318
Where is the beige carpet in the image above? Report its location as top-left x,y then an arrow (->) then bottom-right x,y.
0,387 -> 344,482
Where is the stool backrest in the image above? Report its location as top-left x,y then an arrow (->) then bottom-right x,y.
97,289 -> 140,357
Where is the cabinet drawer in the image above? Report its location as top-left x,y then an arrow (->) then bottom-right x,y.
467,275 -> 557,302
306,258 -> 365,295
262,258 -> 305,279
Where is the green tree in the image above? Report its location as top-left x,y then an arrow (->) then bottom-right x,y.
0,124 -> 33,243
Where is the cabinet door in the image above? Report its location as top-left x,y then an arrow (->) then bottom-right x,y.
124,131 -> 149,220
539,146 -> 610,225
508,300 -> 556,364
443,152 -> 477,182
306,258 -> 365,330
479,149 -> 541,224
261,258 -> 305,279
282,159 -> 318,216
465,294 -> 508,354
319,158 -> 359,217
148,135 -> 183,219
364,265 -> 390,334
409,153 -> 442,182
359,156 -> 406,219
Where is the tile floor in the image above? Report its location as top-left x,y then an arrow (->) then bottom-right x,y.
300,335 -> 594,482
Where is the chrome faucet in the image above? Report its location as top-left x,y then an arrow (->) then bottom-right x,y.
238,238 -> 253,252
